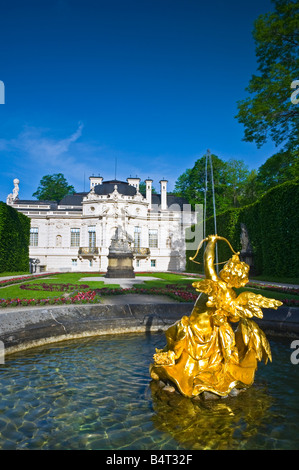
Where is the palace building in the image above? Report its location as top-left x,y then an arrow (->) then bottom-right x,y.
6,176 -> 196,273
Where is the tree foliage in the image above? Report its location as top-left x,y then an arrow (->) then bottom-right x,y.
236,0 -> 299,152
186,179 -> 299,278
174,154 -> 251,214
256,148 -> 299,191
174,148 -> 298,213
0,202 -> 30,272
32,173 -> 75,202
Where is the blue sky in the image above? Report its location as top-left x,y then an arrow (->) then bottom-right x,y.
0,0 -> 279,201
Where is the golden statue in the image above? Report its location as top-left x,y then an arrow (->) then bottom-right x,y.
150,235 -> 283,398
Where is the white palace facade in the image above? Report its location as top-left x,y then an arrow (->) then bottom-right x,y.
6,176 -> 196,273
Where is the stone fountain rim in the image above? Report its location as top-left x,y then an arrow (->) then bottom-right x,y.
0,303 -> 298,357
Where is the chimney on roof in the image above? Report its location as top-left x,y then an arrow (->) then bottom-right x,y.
127,177 -> 140,192
89,175 -> 103,190
160,179 -> 168,211
145,178 -> 153,209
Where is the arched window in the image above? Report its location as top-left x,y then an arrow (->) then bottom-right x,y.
56,235 -> 62,247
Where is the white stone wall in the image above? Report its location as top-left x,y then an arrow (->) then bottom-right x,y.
14,184 -> 196,273
28,218 -> 191,272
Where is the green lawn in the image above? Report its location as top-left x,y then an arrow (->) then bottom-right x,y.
136,272 -> 190,281
135,272 -> 298,302
0,284 -> 66,300
0,271 -> 30,277
134,280 -> 297,303
235,286 -> 297,303
0,273 -> 120,300
0,271 -> 298,305
249,274 -> 299,285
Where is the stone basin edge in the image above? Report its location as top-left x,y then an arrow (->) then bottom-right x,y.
0,303 -> 298,356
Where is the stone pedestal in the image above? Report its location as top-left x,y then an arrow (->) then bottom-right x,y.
240,250 -> 256,276
105,252 -> 135,278
105,229 -> 135,278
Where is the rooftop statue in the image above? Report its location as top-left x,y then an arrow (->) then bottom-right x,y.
150,235 -> 283,397
6,178 -> 19,205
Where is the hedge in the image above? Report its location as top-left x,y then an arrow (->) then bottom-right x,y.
186,179 -> 299,278
0,202 -> 30,272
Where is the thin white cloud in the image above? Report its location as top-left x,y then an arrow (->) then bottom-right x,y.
13,122 -> 84,161
0,123 -> 182,200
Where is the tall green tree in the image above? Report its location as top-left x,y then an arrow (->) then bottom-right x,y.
33,173 -> 75,202
174,154 -> 226,214
236,0 -> 299,152
174,155 -> 250,214
256,149 -> 299,191
223,159 -> 250,207
239,169 -> 261,206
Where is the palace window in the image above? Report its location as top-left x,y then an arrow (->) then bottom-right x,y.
151,259 -> 156,267
88,226 -> 96,248
30,227 -> 38,246
70,228 -> 80,247
149,229 -> 158,248
134,226 -> 141,248
72,259 -> 77,266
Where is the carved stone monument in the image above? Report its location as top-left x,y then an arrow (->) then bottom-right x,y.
105,227 -> 135,278
239,223 -> 255,274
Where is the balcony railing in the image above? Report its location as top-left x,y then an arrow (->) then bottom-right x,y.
78,247 -> 99,257
132,247 -> 150,258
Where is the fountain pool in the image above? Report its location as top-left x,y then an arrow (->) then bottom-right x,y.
0,332 -> 298,450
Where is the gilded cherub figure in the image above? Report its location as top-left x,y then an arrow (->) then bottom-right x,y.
150,235 -> 282,397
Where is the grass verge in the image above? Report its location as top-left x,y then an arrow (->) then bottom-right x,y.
0,272 -> 298,308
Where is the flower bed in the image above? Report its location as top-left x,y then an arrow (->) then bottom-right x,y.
95,286 -> 299,306
1,286 -> 298,308
0,273 -> 60,288
281,298 -> 299,307
0,291 -> 100,308
94,286 -> 198,303
19,283 -> 90,292
1,274 -> 298,308
247,282 -> 299,295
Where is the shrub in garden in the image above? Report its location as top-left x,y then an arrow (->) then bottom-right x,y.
0,202 -> 30,273
186,179 -> 299,278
